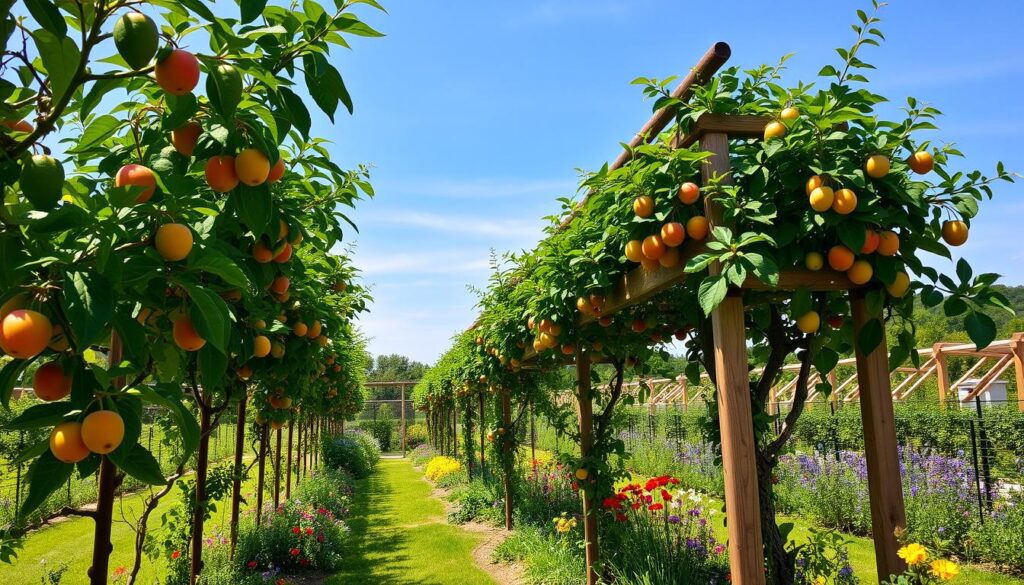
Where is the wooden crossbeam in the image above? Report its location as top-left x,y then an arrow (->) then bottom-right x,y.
959,355 -> 1013,402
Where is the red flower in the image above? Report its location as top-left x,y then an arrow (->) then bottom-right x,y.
171,550 -> 180,560
571,481 -> 579,491
292,526 -> 301,534
317,507 -> 328,515
602,497 -> 621,509
644,478 -> 658,491
615,512 -> 627,522
661,489 -> 673,502
276,579 -> 287,585
305,527 -> 314,535
648,503 -> 664,511
632,502 -> 643,510
290,547 -> 301,556
300,558 -> 309,566
317,534 -> 325,543
248,560 -> 258,568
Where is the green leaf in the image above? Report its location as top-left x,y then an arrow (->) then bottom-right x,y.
7,402 -> 74,430
814,347 -> 839,373
188,247 -> 251,290
836,221 -> 866,252
32,29 -> 79,102
303,54 -> 352,118
697,276 -> 728,316
109,443 -> 166,486
20,451 -> 74,518
23,0 -> 66,37
198,342 -> 228,389
63,271 -> 114,349
10,438 -> 49,466
240,0 -> 269,23
69,115 -> 121,153
856,318 -> 883,356
964,311 -> 996,350
277,87 -> 311,140
135,384 -> 199,462
178,283 -> 231,353
163,92 -> 198,131
233,183 -> 273,238
0,358 -> 34,410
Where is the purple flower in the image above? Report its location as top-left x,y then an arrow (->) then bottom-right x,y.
667,515 -> 681,524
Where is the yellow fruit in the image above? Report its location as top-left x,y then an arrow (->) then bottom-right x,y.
805,175 -> 823,196
155,223 -> 193,261
876,231 -> 900,256
633,195 -> 654,218
50,422 -> 90,463
887,271 -> 911,297
832,189 -> 857,215
865,154 -> 890,179
575,468 -> 589,481
0,293 -> 27,321
796,311 -> 820,334
827,246 -> 855,271
847,260 -> 873,285
780,107 -> 799,121
908,151 -> 934,174
809,186 -> 835,212
0,309 -> 53,358
81,410 -> 125,454
624,239 -> 644,263
234,148 -> 271,186
804,251 -> 824,271
941,220 -> 968,246
293,322 -> 308,337
764,121 -> 786,140
172,316 -> 206,351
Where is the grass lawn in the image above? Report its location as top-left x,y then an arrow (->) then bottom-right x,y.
328,457 -> 495,585
0,457 -> 265,584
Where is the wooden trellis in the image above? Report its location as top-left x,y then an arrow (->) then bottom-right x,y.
516,41 -> 915,585
364,380 -> 417,453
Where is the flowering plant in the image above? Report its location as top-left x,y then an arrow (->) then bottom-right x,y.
425,455 -> 464,482
884,533 -> 960,585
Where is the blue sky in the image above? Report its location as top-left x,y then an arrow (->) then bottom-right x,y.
328,1 -> 1024,363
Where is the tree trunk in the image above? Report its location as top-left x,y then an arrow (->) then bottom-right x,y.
88,457 -> 118,585
757,453 -> 793,585
229,395 -> 247,559
189,398 -> 212,584
286,422 -> 293,499
256,425 -> 267,526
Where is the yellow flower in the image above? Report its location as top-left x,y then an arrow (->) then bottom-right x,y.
424,456 -> 463,482
897,543 -> 928,566
930,559 -> 960,581
813,576 -> 826,585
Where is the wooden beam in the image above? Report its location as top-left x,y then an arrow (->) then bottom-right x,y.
959,355 -> 1012,402
1012,333 -> 1024,412
702,130 -> 764,585
575,349 -> 600,585
674,114 -> 772,148
850,289 -> 906,582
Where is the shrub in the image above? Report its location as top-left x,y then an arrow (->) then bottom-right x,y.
405,423 -> 428,448
516,460 -> 579,527
425,455 -> 462,482
493,525 -> 586,585
234,499 -> 348,574
970,491 -> 1024,573
410,443 -> 436,465
321,436 -> 372,478
295,467 -> 353,518
448,479 -> 505,524
347,429 -> 382,468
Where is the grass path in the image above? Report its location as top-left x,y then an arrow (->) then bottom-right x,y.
328,457 -> 496,585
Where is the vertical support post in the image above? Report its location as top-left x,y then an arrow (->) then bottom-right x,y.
479,393 -> 486,475
189,393 -> 212,584
401,384 -> 408,455
850,289 -> 907,583
256,426 -> 267,526
934,343 -> 950,409
575,349 -> 599,585
274,427 -> 282,508
286,421 -> 293,499
701,130 -> 764,585
828,370 -> 839,410
679,376 -> 689,412
295,417 -> 302,488
529,398 -> 536,468
453,404 -> 459,458
500,389 -> 513,530
89,331 -> 124,585
229,394 -> 247,559
1010,333 -> 1024,412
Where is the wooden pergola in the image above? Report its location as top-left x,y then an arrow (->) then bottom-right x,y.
363,380 -> 419,453
515,42 -> 910,585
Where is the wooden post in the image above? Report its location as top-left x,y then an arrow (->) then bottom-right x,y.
679,376 -> 689,412
1009,334 -> 1024,412
295,417 -> 302,488
229,394 -> 247,559
88,331 -> 124,585
701,130 -> 764,585
401,384 -> 408,455
529,398 -> 536,468
828,370 -> 839,410
478,393 -> 486,475
767,385 -> 778,416
256,426 -> 267,526
500,389 -> 514,530
189,394 -> 213,584
934,343 -> 950,409
286,421 -> 293,499
575,349 -> 599,585
273,427 -> 282,508
453,403 -> 459,458
850,290 -> 907,583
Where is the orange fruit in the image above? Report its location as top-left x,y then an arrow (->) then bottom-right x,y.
575,468 -> 589,481
827,246 -> 855,271
273,243 -> 293,263
660,222 -> 686,247
861,230 -> 880,254
876,231 -> 900,256
33,362 -> 72,401
908,151 -> 933,175
81,410 -> 125,454
576,296 -> 594,315
253,335 -> 271,358
205,155 -> 239,192
560,344 -> 574,356
293,322 -> 308,337
115,164 -> 157,203
796,311 -> 820,334
887,271 -> 911,297
780,107 -> 799,121
307,321 -> 322,339
686,216 -> 709,240
267,156 -> 286,183
624,239 -> 644,262
847,260 -> 873,285
804,251 -> 824,271
172,316 -> 206,351
0,309 -> 52,358
633,195 -> 655,218
641,235 -> 666,260
154,49 -> 200,95
678,182 -> 700,204
170,121 -> 202,157
809,186 -> 834,212
631,319 -> 647,333
253,241 -> 274,263
805,175 -> 823,196
50,422 -> 90,463
235,148 -> 271,186
238,364 -> 253,380
764,121 -> 786,140
270,276 -> 290,295
865,154 -> 890,179
270,341 -> 285,358
155,223 -> 193,261
832,189 -> 857,215
658,246 -> 680,268
941,220 -> 968,246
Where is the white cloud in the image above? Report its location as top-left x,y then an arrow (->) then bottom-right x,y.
374,177 -> 578,199
358,209 -> 545,240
